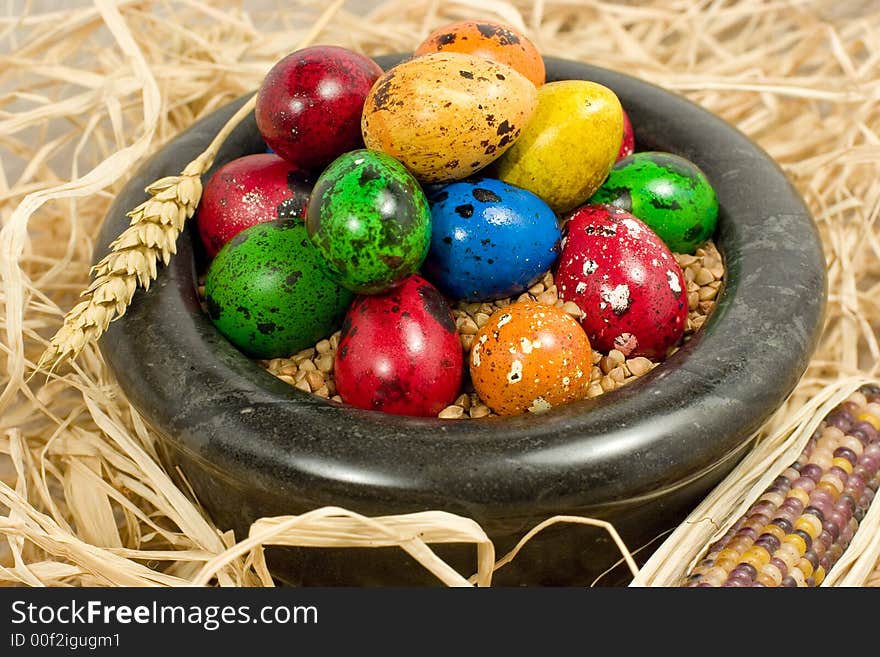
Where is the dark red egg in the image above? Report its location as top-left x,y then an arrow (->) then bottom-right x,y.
196,153 -> 312,259
334,275 -> 463,417
255,45 -> 383,172
555,204 -> 687,359
617,109 -> 635,161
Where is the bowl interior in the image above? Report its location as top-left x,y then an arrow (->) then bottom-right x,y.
96,54 -> 827,524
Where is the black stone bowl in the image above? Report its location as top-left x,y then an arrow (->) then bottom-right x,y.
96,55 -> 827,586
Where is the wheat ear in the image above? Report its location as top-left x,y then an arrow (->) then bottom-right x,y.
37,95 -> 256,373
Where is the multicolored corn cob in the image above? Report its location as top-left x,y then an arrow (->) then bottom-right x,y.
682,384 -> 880,587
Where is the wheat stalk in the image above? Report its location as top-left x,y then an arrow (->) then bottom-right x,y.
36,96 -> 255,373
36,0 -> 347,373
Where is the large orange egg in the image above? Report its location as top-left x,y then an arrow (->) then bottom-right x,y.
414,20 -> 545,87
361,52 -> 537,183
469,301 -> 593,416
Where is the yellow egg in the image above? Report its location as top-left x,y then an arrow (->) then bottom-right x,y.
490,80 -> 623,213
361,52 -> 538,183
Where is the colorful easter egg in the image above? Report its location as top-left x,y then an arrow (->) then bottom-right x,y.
361,52 -> 538,183
334,275 -> 463,416
205,221 -> 354,359
469,301 -> 593,416
555,204 -> 688,359
414,20 -> 545,87
196,153 -> 312,260
589,151 -> 718,253
306,149 -> 431,294
422,177 -> 560,301
255,45 -> 383,172
618,109 -> 635,161
491,80 -> 623,214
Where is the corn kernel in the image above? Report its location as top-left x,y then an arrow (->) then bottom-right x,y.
715,548 -> 742,564
819,474 -> 845,495
816,436 -> 841,453
832,457 -> 853,475
761,524 -> 786,543
840,435 -> 864,456
702,567 -> 728,587
845,392 -> 867,408
740,546 -> 771,569
821,425 -> 845,441
789,566 -> 807,586
759,491 -> 785,507
783,533 -> 807,555
857,411 -> 880,431
755,573 -> 776,587
808,449 -> 833,470
743,518 -> 767,535
758,563 -> 783,587
782,467 -> 801,482
786,488 -> 811,508
774,543 -> 800,569
714,556 -> 739,572
817,481 -> 841,500
797,558 -> 814,579
726,537 -> 754,553
813,565 -> 826,586
795,515 -> 822,539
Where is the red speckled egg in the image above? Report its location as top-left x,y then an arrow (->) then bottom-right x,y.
618,109 -> 635,161
334,275 -> 463,417
197,153 -> 312,260
556,204 -> 688,359
469,301 -> 593,416
255,45 -> 383,172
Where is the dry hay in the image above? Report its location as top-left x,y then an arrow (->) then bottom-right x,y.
1,0 -> 879,587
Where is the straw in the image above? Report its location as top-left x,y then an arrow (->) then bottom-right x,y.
2,0 -> 879,587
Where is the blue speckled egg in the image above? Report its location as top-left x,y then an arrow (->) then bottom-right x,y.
422,177 -> 561,301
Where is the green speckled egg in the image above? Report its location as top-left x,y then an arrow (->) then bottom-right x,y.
205,220 -> 354,358
306,149 -> 431,294
589,151 -> 718,253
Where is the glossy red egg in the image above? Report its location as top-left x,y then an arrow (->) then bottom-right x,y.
196,153 -> 312,260
255,45 -> 383,172
334,275 -> 463,416
556,204 -> 688,359
617,109 -> 634,161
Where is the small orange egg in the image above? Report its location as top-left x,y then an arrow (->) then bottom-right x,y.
469,301 -> 593,416
414,20 -> 545,87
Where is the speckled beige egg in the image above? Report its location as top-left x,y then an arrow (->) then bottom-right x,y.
361,52 -> 538,183
469,301 -> 593,416
490,80 -> 623,213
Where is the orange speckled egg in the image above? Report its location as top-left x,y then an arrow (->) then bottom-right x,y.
361,52 -> 538,183
414,20 -> 545,87
469,301 -> 593,416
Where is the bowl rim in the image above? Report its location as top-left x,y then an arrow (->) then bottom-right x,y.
97,54 -> 827,516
